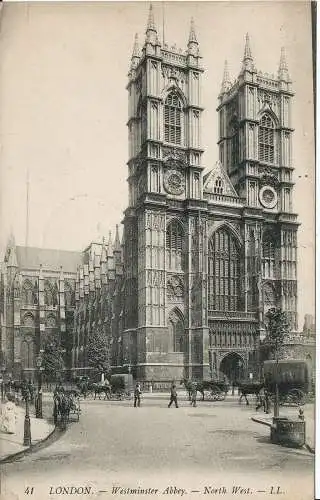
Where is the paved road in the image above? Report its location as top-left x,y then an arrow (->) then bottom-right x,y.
1,394 -> 314,500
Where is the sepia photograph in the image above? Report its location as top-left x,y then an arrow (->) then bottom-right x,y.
0,1 -> 316,499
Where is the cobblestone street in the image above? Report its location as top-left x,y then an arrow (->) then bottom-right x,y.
1,394 -> 314,500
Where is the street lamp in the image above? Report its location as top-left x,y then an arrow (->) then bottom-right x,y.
23,392 -> 31,446
35,352 -> 43,419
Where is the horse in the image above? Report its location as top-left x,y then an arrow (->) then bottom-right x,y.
92,381 -> 112,400
181,379 -> 229,401
53,392 -> 73,429
238,382 -> 264,405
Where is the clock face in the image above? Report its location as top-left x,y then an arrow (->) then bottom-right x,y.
259,185 -> 278,209
164,169 -> 184,195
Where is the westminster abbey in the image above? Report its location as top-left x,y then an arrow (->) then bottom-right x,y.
1,7 -> 299,383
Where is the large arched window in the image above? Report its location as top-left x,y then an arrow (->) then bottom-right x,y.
166,220 -> 183,270
164,92 -> 182,145
259,114 -> 275,163
22,280 -> 33,306
262,230 -> 276,278
208,228 -> 241,311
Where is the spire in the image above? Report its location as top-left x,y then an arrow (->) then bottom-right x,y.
187,17 -> 199,56
242,33 -> 255,72
130,33 -> 140,71
278,47 -> 289,81
244,32 -> 252,59
220,60 -> 231,94
189,17 -> 197,44
107,231 -> 113,257
113,225 -> 121,252
146,4 -> 156,33
145,4 -> 159,46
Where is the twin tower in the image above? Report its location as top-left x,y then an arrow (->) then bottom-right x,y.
121,6 -> 298,383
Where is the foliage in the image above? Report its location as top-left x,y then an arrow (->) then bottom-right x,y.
42,336 -> 65,381
87,330 -> 110,376
261,308 -> 290,361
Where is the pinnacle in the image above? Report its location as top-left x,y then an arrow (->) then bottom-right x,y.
114,225 -> 121,252
132,33 -> 140,59
146,4 -> 157,33
244,32 -> 252,60
221,60 -> 231,93
189,17 -> 198,44
279,47 -> 288,72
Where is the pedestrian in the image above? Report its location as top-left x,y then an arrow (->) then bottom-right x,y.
168,383 -> 179,408
134,382 -> 141,407
28,380 -> 35,403
190,384 -> 197,407
256,387 -> 269,413
0,393 -> 17,434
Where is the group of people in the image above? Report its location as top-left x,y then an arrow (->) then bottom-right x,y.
133,382 -> 197,408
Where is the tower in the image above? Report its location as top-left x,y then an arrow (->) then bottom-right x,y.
217,35 -> 298,332
124,7 -> 207,381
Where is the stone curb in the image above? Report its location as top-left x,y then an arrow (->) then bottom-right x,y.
0,423 -> 63,464
251,416 -> 314,454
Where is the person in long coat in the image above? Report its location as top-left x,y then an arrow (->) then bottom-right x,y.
1,394 -> 17,434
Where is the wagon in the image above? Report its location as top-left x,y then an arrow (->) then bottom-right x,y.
109,373 -> 134,400
263,359 -> 310,406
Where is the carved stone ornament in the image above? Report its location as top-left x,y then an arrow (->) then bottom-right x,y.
167,275 -> 184,298
259,185 -> 278,209
164,169 -> 184,195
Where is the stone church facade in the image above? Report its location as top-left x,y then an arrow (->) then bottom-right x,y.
0,8 -> 301,384
120,8 -> 298,382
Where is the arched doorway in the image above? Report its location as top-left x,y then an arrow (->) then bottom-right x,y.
219,353 -> 245,383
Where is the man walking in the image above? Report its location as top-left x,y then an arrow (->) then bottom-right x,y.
134,382 -> 142,407
168,383 -> 179,408
190,383 -> 197,407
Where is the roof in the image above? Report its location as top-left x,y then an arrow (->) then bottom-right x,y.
15,246 -> 83,273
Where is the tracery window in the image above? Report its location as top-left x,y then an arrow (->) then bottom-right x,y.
259,114 -> 275,163
22,280 -> 33,306
166,220 -> 183,271
208,228 -> 241,311
164,92 -> 182,145
262,231 -> 275,278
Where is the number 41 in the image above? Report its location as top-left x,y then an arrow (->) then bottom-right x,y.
24,487 -> 34,495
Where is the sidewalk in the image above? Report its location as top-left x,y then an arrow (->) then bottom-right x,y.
251,403 -> 315,453
0,402 -> 55,462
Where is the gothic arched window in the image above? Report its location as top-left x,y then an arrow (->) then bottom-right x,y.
22,280 -> 33,306
259,114 -> 275,163
208,228 -> 241,311
166,220 -> 183,270
168,310 -> 185,353
262,230 -> 276,278
164,92 -> 182,145
213,177 -> 224,194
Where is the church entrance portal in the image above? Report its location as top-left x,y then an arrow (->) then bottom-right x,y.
219,353 -> 245,383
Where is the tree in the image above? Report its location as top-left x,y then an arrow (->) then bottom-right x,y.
42,336 -> 65,382
87,330 -> 110,378
262,308 -> 290,360
261,308 -> 290,417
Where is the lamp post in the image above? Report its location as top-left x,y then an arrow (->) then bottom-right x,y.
35,353 -> 43,419
23,394 -> 31,446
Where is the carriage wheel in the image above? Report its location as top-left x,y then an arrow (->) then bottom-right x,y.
287,389 -> 306,406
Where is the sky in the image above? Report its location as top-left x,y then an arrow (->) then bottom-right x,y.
0,1 -> 315,327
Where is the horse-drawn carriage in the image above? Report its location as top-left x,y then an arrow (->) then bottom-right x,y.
182,379 -> 229,401
237,359 -> 311,407
75,374 -> 133,401
263,359 -> 310,406
53,389 -> 81,428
